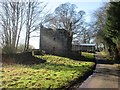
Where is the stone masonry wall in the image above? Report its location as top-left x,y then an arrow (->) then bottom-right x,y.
40,28 -> 68,55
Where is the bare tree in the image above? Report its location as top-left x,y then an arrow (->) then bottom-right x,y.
0,0 -> 47,53
0,1 -> 26,53
92,3 -> 109,50
45,3 -> 85,52
24,1 -> 47,51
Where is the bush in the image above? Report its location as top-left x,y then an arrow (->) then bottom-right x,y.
2,46 -> 16,54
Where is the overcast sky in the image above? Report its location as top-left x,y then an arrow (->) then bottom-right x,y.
28,0 -> 109,48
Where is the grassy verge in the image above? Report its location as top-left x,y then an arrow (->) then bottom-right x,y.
118,64 -> 120,69
81,52 -> 95,59
100,51 -> 113,60
80,52 -> 95,62
1,55 -> 95,89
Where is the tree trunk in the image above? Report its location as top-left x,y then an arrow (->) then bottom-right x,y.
67,32 -> 73,55
116,44 -> 120,62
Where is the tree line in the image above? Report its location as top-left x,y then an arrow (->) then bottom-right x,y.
0,0 -> 47,53
95,2 -> 120,61
1,0 -> 115,56
0,1 -> 93,54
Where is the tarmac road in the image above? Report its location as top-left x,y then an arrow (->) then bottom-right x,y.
70,52 -> 120,90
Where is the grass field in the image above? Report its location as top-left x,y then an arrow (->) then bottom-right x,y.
100,51 -> 113,60
118,64 -> 120,69
1,54 -> 95,89
81,52 -> 95,60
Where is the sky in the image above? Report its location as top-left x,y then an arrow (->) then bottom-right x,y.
43,0 -> 109,22
28,0 -> 109,49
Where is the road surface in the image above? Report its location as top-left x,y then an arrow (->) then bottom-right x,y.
70,52 -> 120,89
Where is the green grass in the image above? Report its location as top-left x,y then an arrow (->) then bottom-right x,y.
100,51 -> 109,58
100,51 -> 107,57
100,51 -> 113,60
81,52 -> 95,60
118,64 -> 120,69
1,55 -> 95,89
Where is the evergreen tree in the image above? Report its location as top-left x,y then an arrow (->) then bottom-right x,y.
105,2 -> 120,60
